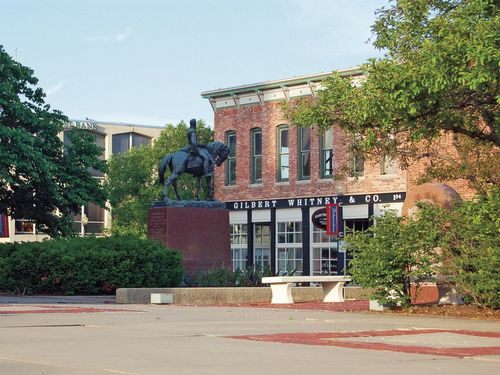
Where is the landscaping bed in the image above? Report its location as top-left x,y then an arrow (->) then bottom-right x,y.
378,304 -> 499,320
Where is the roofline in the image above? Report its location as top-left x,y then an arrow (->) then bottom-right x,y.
201,66 -> 362,98
68,119 -> 164,129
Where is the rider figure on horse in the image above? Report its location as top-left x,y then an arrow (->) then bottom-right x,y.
187,119 -> 214,177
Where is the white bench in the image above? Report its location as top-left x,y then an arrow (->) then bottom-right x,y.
262,276 -> 352,304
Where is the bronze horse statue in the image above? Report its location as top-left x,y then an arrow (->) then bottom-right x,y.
158,141 -> 230,201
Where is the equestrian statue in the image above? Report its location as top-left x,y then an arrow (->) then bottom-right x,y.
158,119 -> 230,201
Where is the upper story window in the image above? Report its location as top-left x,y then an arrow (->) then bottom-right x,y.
320,127 -> 333,178
277,125 -> 289,181
225,131 -> 236,185
350,153 -> 365,177
112,132 -> 152,154
298,127 -> 310,180
349,136 -> 364,177
251,128 -> 262,184
381,155 -> 397,175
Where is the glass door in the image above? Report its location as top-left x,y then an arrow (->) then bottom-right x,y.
253,223 -> 271,270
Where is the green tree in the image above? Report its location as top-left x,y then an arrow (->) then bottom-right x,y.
346,209 -> 441,307
0,46 -> 107,236
347,191 -> 500,309
284,0 -> 499,192
437,188 -> 500,308
106,120 -> 213,237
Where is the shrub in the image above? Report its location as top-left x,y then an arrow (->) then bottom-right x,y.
0,236 -> 183,295
182,266 -> 272,287
346,209 -> 441,307
437,189 -> 500,308
346,188 -> 500,309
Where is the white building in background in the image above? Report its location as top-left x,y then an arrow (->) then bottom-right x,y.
0,119 -> 163,243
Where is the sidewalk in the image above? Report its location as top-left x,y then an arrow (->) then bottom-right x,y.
0,294 -> 115,304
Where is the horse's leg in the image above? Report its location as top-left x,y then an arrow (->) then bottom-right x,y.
172,179 -> 181,201
163,173 -> 179,200
195,176 -> 201,201
206,175 -> 214,201
163,183 -> 169,201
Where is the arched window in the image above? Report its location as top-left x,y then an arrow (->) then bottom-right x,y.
225,131 -> 236,185
277,125 -> 289,181
251,128 -> 262,183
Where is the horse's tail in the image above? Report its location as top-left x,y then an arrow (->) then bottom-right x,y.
158,154 -> 172,184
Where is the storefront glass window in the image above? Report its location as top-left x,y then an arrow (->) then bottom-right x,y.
254,223 -> 270,270
311,225 -> 339,275
344,219 -> 371,274
276,220 -> 302,275
230,224 -> 248,271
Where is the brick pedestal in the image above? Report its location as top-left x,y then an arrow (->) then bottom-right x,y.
147,206 -> 231,275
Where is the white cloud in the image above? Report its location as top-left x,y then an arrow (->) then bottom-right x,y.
45,81 -> 65,97
85,28 -> 133,43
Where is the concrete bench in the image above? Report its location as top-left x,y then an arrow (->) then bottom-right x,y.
262,276 -> 352,304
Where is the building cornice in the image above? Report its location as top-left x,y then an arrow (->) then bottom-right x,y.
200,66 -> 362,99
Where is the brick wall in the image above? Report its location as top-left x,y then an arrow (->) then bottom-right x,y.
406,133 -> 477,200
214,101 -> 408,202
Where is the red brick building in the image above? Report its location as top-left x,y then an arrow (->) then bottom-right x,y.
201,68 -> 414,275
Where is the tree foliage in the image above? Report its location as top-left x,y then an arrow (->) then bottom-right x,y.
346,209 -> 441,307
437,188 -> 500,308
0,46 -> 107,236
347,189 -> 499,308
284,0 -> 499,192
106,120 -> 213,237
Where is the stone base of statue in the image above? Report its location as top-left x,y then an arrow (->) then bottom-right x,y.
148,200 -> 231,275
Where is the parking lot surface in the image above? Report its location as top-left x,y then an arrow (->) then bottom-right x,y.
0,298 -> 498,375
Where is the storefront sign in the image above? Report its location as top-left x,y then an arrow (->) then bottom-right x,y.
311,208 -> 327,230
64,120 -> 98,131
326,204 -> 339,236
227,192 -> 406,211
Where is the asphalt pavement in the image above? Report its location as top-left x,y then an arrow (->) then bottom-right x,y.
0,297 -> 498,375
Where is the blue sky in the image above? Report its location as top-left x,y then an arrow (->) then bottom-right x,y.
1,0 -> 389,127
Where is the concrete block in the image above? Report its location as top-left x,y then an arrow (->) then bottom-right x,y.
151,293 -> 173,304
437,285 -> 464,305
369,300 -> 392,311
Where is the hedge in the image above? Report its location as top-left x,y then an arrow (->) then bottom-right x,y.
0,236 -> 183,295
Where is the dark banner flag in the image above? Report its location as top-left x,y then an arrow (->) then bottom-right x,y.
326,203 -> 339,236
